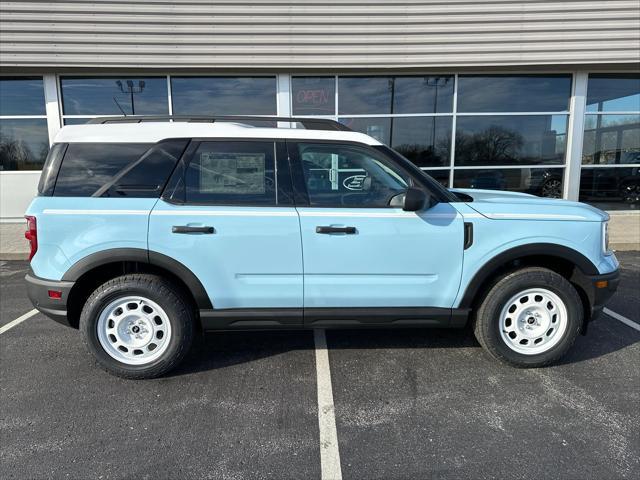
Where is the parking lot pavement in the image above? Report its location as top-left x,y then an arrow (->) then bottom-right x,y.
1,253 -> 639,479
1,279 -> 321,478
0,261 -> 35,329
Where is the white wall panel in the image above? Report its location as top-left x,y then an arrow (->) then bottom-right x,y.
0,172 -> 40,221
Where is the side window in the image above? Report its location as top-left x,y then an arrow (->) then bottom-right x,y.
296,143 -> 411,207
52,140 -> 187,197
53,143 -> 153,197
184,141 -> 277,205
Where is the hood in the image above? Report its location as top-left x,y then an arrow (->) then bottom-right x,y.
449,188 -> 609,222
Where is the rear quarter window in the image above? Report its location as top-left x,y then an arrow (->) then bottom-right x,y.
38,143 -> 67,196
52,140 -> 188,197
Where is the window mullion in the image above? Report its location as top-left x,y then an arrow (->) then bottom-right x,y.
564,72 -> 588,201
44,74 -> 61,146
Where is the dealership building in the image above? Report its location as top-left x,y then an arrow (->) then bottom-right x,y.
1,1 -> 639,251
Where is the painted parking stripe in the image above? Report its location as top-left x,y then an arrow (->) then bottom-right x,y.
604,308 -> 640,332
0,309 -> 38,335
314,329 -> 343,480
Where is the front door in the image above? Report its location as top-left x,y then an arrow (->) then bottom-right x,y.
288,141 -> 464,320
149,140 -> 303,327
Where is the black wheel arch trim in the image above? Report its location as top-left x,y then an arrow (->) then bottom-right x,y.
61,248 -> 213,309
458,243 -> 600,309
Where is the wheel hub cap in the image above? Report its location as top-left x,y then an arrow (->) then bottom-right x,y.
499,288 -> 568,355
96,296 -> 172,366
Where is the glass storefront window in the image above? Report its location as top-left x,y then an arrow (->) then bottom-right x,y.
582,114 -> 640,165
61,77 -> 168,116
455,115 -> 568,166
0,77 -> 46,116
291,77 -> 335,115
338,77 -> 392,114
63,118 -> 91,125
457,75 -> 571,112
0,119 -> 49,171
579,167 -> 639,210
171,77 -> 277,115
586,74 -> 640,112
581,74 -> 639,210
454,168 -> 564,198
339,116 -> 452,168
338,76 -> 454,114
392,76 -> 454,114
390,116 -> 451,168
423,169 -> 450,187
339,117 -> 392,144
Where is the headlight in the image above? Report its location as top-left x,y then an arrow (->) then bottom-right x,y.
602,221 -> 610,254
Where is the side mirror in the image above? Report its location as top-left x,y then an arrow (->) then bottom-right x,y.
403,187 -> 430,212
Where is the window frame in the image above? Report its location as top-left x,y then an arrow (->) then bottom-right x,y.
59,75 -> 170,117
170,76 -> 278,117
51,141 -> 156,197
578,73 -> 640,209
0,76 -> 50,172
161,137 -> 295,207
286,139 -> 440,209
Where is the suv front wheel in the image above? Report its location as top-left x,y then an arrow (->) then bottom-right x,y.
80,274 -> 195,379
473,267 -> 583,367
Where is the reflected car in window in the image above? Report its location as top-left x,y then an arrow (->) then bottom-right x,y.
580,166 -> 640,207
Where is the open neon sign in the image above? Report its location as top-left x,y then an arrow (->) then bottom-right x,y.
296,89 -> 331,106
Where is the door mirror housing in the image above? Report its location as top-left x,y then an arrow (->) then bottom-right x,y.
403,187 -> 431,212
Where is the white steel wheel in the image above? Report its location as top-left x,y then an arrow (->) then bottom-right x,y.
498,288 -> 568,355
96,296 -> 172,365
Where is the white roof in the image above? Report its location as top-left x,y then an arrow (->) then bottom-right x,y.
54,122 -> 382,146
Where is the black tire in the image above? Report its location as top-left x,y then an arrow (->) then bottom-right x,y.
473,267 -> 583,368
620,181 -> 640,205
540,178 -> 562,198
79,274 -> 195,379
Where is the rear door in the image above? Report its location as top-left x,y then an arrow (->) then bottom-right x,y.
149,139 -> 303,327
288,141 -> 464,319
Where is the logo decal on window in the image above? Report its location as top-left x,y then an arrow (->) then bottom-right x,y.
343,174 -> 367,191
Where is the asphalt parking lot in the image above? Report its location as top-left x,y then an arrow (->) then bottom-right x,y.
1,253 -> 639,480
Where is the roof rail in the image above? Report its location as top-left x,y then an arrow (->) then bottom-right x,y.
85,115 -> 351,131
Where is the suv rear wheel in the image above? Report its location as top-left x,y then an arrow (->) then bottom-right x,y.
473,267 -> 583,367
80,274 -> 194,379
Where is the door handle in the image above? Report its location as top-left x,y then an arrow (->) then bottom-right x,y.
172,225 -> 215,234
316,226 -> 356,234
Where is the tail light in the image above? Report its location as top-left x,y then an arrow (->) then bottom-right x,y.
24,215 -> 37,261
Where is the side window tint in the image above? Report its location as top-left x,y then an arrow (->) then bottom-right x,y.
185,141 -> 276,205
297,143 -> 410,208
100,139 -> 188,197
38,143 -> 67,196
53,143 -> 153,197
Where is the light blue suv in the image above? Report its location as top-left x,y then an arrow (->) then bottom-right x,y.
25,116 -> 620,379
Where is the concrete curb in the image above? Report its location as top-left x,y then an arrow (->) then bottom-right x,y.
611,244 -> 640,252
0,253 -> 29,261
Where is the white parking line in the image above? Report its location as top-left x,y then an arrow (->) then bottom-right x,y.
314,329 -> 343,480
0,309 -> 38,335
604,308 -> 640,332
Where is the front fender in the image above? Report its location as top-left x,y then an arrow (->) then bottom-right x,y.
453,213 -> 606,309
